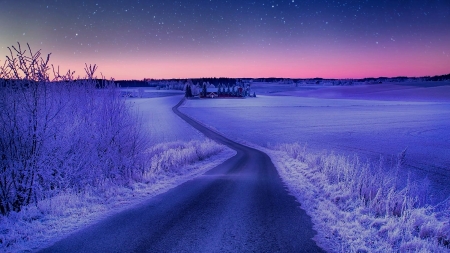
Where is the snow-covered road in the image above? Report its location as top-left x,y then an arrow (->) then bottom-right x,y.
38,98 -> 324,252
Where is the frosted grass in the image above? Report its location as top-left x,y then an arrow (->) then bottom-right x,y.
0,140 -> 235,252
267,143 -> 450,252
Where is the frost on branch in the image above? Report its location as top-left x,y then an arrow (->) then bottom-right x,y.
0,43 -> 149,215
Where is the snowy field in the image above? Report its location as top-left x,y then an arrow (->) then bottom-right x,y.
120,88 -> 184,98
271,81 -> 450,102
127,95 -> 205,144
180,82 -> 450,202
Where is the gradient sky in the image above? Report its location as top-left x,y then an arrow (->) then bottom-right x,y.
1,0 -> 449,79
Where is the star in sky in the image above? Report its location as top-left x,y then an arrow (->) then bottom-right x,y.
0,0 -> 449,79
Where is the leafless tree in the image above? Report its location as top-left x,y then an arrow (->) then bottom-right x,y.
0,43 -> 149,215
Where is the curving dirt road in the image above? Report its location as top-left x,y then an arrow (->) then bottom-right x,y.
39,98 -> 324,253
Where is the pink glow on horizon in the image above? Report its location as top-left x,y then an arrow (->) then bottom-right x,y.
49,45 -> 450,80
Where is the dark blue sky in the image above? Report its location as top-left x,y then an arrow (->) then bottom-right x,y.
1,0 -> 449,79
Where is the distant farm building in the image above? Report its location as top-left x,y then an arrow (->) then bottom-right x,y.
207,87 -> 219,98
185,81 -> 255,98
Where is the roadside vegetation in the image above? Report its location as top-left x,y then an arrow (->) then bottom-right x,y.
270,143 -> 450,252
0,43 -> 229,251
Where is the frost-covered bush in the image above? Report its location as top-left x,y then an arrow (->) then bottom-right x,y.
144,140 -> 224,180
273,143 -> 450,252
0,43 -> 149,215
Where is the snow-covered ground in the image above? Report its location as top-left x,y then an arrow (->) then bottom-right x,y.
0,94 -> 236,253
298,83 -> 450,102
127,95 -> 205,144
252,81 -> 450,102
3,84 -> 449,252
120,87 -> 184,98
180,84 -> 450,202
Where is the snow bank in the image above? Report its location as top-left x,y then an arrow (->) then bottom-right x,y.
267,143 -> 450,252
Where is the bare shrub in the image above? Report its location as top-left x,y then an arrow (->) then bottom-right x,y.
0,43 -> 149,215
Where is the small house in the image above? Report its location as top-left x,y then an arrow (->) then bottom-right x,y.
206,87 -> 218,98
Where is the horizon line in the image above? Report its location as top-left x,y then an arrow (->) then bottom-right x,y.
117,73 -> 450,81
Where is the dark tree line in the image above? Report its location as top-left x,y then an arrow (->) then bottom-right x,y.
426,73 -> 450,81
185,84 -> 193,98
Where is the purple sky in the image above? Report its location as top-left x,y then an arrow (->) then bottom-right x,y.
1,0 -> 449,79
